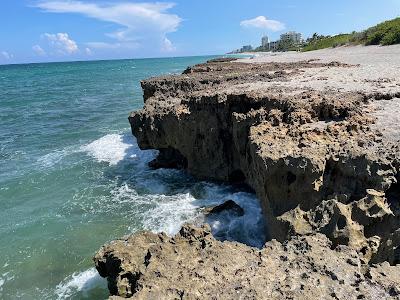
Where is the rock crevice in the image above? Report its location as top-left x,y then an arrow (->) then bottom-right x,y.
96,55 -> 400,299
129,60 -> 399,258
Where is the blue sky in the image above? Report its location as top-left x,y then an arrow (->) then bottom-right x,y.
0,0 -> 399,64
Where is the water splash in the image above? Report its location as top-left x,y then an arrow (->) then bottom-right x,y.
81,133 -> 146,165
55,268 -> 106,300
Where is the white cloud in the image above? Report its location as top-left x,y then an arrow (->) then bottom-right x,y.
85,47 -> 92,55
240,16 -> 285,31
35,1 -> 181,51
42,33 -> 79,54
85,41 -> 138,50
32,44 -> 46,56
1,51 -> 13,60
161,37 -> 176,52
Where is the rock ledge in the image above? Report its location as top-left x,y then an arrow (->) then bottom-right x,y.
96,49 -> 400,299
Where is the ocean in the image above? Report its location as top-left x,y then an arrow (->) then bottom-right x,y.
0,56 -> 265,299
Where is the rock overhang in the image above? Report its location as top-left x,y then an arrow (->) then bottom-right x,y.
99,50 -> 400,298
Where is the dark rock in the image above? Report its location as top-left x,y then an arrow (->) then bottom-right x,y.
148,147 -> 188,169
204,200 -> 244,217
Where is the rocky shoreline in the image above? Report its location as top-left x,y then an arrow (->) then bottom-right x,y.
95,46 -> 400,299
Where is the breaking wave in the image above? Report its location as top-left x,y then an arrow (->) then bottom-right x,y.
81,133 -> 153,166
81,133 -> 267,246
55,268 -> 106,300
54,132 -> 266,298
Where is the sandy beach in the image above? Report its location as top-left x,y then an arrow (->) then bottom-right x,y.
239,45 -> 400,143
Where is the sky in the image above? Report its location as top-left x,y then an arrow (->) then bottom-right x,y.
0,0 -> 399,64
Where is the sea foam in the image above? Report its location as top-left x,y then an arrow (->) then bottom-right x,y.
0,271 -> 14,295
55,268 -> 106,300
81,133 -> 155,166
83,132 -> 268,247
36,132 -> 155,170
36,146 -> 78,168
140,183 -> 266,248
63,132 -> 265,299
103,169 -> 266,247
81,133 -> 134,165
142,192 -> 199,235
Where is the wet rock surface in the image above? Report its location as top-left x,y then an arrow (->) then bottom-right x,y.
203,200 -> 245,217
96,48 -> 400,298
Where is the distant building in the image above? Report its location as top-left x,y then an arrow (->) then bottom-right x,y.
280,31 -> 303,45
233,31 -> 303,54
241,45 -> 253,52
268,41 -> 280,51
261,36 -> 270,48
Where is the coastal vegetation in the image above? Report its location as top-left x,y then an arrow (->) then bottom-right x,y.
233,17 -> 400,53
303,17 -> 400,51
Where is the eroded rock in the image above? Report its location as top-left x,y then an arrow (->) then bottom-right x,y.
94,224 -> 400,300
96,55 -> 400,298
128,59 -> 399,263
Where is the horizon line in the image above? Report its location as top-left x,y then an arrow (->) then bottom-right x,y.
0,53 -> 226,67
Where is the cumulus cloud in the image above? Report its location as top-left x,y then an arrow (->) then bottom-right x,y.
42,33 -> 79,54
161,37 -> 176,52
86,41 -> 138,50
1,51 -> 13,60
35,1 -> 181,51
240,16 -> 285,31
32,44 -> 46,56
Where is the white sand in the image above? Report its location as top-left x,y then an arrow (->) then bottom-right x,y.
371,99 -> 400,142
238,45 -> 400,143
238,45 -> 400,95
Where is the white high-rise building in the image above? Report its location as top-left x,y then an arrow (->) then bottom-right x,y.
261,36 -> 270,48
280,31 -> 303,45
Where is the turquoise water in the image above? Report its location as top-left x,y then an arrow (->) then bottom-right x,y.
0,56 -> 265,299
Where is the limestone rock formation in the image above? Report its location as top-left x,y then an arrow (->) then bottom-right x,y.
128,58 -> 399,263
95,224 -> 400,299
96,49 -> 400,298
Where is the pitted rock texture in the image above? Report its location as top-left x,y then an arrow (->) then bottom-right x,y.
95,224 -> 400,300
129,58 -> 399,264
96,48 -> 400,298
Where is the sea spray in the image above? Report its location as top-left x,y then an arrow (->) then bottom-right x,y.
81,133 -> 150,166
81,133 -> 266,247
55,268 -> 106,300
